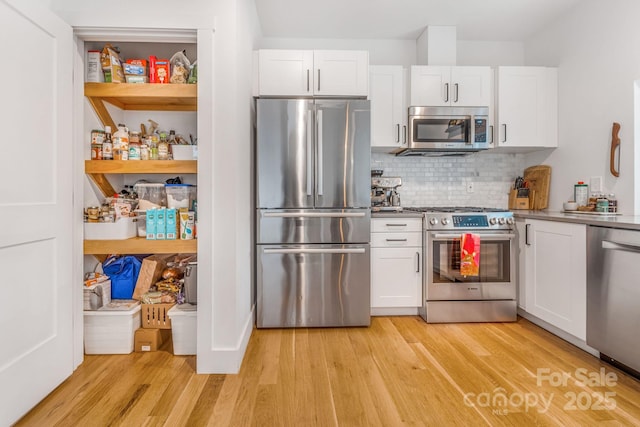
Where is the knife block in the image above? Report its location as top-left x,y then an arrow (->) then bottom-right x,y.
509,189 -> 530,210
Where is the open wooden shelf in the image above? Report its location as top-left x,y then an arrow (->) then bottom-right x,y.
85,160 -> 197,174
84,237 -> 197,255
84,83 -> 197,111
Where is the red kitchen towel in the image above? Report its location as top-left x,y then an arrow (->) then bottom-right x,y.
460,233 -> 480,276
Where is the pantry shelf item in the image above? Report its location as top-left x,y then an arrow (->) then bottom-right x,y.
84,236 -> 196,255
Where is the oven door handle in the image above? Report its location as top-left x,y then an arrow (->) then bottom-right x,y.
431,233 -> 516,240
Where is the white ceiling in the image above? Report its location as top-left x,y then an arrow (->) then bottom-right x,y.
255,0 -> 584,41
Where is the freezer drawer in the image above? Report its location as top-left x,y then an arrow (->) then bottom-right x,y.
257,244 -> 371,328
257,209 -> 370,244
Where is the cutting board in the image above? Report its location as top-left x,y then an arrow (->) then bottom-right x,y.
523,165 -> 551,210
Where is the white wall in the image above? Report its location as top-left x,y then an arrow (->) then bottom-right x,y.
457,41 -> 524,66
523,0 -> 639,214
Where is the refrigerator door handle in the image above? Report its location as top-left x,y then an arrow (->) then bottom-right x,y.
306,113 -> 313,197
263,211 -> 367,218
317,109 -> 324,196
264,247 -> 366,255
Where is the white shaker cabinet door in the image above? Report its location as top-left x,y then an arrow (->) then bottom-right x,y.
410,66 -> 450,106
370,65 -> 406,150
450,66 -> 491,107
371,247 -> 422,308
258,49 -> 314,96
313,50 -> 369,97
0,1 -> 74,425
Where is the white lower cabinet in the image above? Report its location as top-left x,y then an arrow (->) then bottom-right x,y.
517,218 -> 586,340
371,218 -> 422,310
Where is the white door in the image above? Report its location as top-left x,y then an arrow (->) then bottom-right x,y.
410,66 -> 450,106
0,1 -> 74,425
450,66 -> 491,107
371,247 -> 422,308
370,65 -> 405,149
258,49 -> 313,96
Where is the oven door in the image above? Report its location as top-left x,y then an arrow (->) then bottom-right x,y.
426,231 -> 516,300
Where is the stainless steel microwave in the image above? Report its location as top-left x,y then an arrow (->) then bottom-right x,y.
397,106 -> 491,156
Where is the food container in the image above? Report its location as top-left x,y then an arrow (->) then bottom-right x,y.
574,182 -> 589,207
83,301 -> 141,354
171,144 -> 197,160
165,184 -> 196,210
134,183 -> 167,210
167,304 -> 197,355
84,217 -> 137,240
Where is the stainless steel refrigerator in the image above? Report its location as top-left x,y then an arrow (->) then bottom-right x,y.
256,98 -> 371,328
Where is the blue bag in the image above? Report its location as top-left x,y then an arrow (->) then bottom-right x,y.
102,255 -> 142,299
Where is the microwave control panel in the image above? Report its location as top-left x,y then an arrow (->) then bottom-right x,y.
474,118 -> 487,143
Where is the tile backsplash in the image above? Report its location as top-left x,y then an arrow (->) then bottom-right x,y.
371,151 -> 525,208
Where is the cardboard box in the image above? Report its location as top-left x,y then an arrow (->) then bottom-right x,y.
100,44 -> 124,83
146,209 -> 156,240
134,328 -> 171,352
133,254 -> 174,300
166,208 -> 177,240
156,208 -> 166,240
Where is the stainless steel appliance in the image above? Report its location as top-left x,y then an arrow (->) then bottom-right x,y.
371,176 -> 403,212
587,226 -> 640,378
397,106 -> 491,156
406,207 -> 516,323
256,98 -> 371,328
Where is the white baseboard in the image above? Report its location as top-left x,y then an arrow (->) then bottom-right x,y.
196,305 -> 255,374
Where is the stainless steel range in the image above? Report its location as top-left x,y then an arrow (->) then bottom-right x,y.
406,207 -> 517,323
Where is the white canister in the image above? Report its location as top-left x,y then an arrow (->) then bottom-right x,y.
574,182 -> 589,207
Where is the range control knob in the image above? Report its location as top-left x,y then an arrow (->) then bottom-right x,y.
498,217 -> 506,225
506,217 -> 514,225
429,217 -> 438,226
489,217 -> 498,225
441,217 -> 450,226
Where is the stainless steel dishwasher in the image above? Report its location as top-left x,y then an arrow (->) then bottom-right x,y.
587,225 -> 640,378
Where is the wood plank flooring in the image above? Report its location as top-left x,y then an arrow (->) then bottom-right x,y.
16,316 -> 640,426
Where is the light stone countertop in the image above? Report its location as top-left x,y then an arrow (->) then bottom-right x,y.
513,210 -> 640,231
371,210 -> 423,219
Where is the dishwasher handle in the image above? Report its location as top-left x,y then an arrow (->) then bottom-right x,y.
602,240 -> 640,253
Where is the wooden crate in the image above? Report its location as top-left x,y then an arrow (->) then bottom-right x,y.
141,303 -> 175,329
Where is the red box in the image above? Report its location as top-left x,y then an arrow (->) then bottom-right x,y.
154,59 -> 170,84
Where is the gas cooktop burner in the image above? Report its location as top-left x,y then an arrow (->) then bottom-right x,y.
405,206 -> 510,213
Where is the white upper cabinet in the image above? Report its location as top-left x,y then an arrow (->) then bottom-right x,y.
410,66 -> 491,107
256,49 -> 369,97
495,66 -> 558,150
370,65 -> 407,151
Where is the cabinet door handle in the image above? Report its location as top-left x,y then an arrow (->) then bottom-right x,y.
385,223 -> 407,227
386,238 -> 408,242
402,125 -> 407,144
525,223 -> 531,246
306,69 -> 310,92
502,124 -> 507,143
489,125 -> 494,144
396,124 -> 400,143
454,83 -> 459,102
317,69 -> 321,92
416,252 -> 420,273
444,83 -> 449,102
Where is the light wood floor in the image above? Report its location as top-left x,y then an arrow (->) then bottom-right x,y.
16,316 -> 640,426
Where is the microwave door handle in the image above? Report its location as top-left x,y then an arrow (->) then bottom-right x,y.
317,109 -> 323,196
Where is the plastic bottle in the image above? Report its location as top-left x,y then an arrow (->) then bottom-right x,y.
149,135 -> 159,160
102,126 -> 113,160
607,194 -> 617,213
113,124 -> 130,160
158,131 -> 169,160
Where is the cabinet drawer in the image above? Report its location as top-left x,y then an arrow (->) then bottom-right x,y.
371,218 -> 422,232
371,232 -> 421,247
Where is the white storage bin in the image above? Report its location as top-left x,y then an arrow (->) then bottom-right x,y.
84,217 -> 137,240
167,303 -> 197,355
171,144 -> 197,160
84,301 -> 141,354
